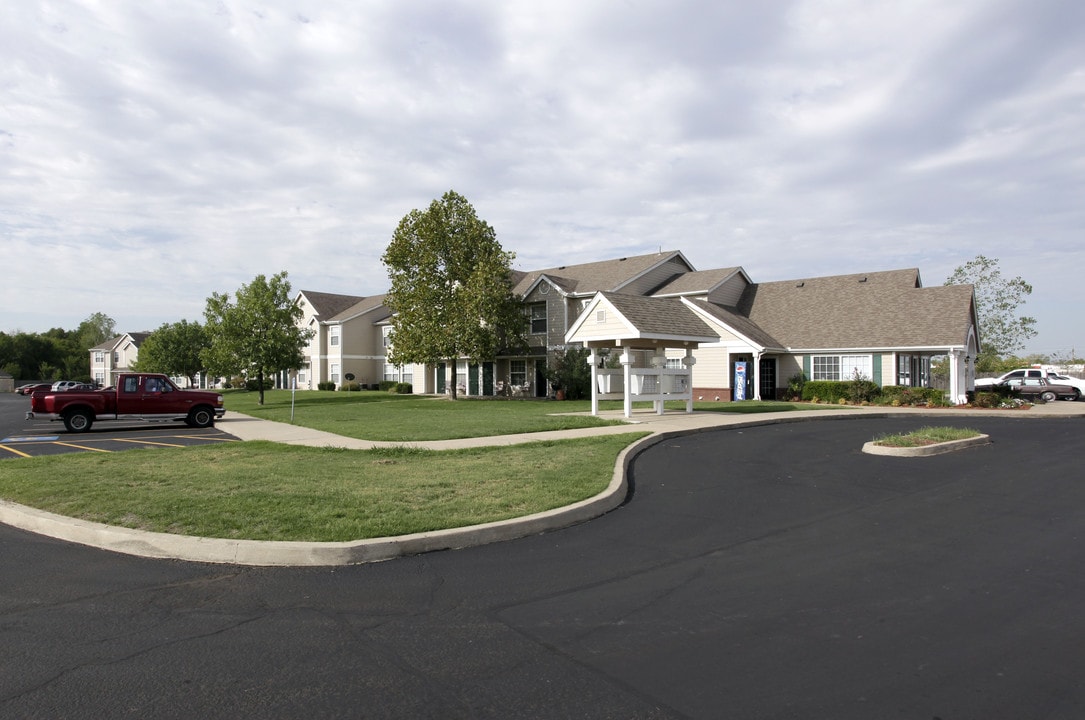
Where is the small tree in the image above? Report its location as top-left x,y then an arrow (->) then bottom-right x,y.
135,319 -> 209,387
546,346 -> 592,400
945,255 -> 1037,367
202,272 -> 312,405
381,191 -> 526,399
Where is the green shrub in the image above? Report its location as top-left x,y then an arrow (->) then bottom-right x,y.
317,381 -> 336,391
230,375 -> 247,389
802,380 -> 850,403
391,382 -> 413,394
786,372 -> 807,400
339,381 -> 362,391
875,385 -> 948,406
245,377 -> 275,391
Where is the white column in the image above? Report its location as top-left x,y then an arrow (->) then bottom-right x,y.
621,348 -> 633,418
652,350 -> 667,415
588,349 -> 599,416
752,351 -> 762,401
948,349 -> 962,405
684,349 -> 696,413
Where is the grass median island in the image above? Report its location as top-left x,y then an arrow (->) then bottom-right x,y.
0,434 -> 647,542
873,426 -> 981,447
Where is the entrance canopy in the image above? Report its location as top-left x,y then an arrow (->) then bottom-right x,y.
565,292 -> 719,417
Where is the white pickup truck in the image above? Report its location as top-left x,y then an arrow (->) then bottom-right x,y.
975,368 -> 1085,396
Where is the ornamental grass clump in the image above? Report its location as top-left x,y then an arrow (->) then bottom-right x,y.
873,426 -> 981,448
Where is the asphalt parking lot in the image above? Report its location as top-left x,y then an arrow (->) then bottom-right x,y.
2,411 -> 1084,718
0,392 -> 236,458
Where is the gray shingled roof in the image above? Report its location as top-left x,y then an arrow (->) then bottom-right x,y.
600,292 -> 718,340
736,270 -> 975,349
652,267 -> 742,296
298,290 -> 368,319
686,300 -> 783,348
513,251 -> 689,296
330,293 -> 391,322
90,332 -> 151,352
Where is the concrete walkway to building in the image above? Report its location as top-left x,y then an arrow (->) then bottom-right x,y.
3,400 -> 1082,567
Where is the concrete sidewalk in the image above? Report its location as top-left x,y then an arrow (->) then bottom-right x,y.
3,401 -> 1082,567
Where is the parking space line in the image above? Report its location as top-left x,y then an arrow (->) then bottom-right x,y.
172,435 -> 235,443
114,439 -> 187,448
54,442 -> 111,453
0,444 -> 32,458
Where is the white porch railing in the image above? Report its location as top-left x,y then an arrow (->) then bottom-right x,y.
594,367 -> 693,415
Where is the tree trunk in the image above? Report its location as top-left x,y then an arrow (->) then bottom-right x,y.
257,369 -> 265,405
448,359 -> 457,399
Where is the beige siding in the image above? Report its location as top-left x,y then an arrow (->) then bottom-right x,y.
568,301 -> 633,342
880,354 -> 895,385
691,346 -> 732,388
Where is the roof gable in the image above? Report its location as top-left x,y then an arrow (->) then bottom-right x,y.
566,291 -> 718,345
296,290 -> 368,319
513,251 -> 692,297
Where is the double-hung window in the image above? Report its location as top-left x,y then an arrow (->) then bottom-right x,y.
812,354 -> 872,381
529,303 -> 547,334
510,360 -> 527,386
329,326 -> 340,347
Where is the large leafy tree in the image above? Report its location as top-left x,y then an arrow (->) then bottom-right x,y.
381,190 -> 526,399
0,312 -> 116,381
76,312 -> 116,350
945,255 -> 1037,369
135,319 -> 209,387
202,271 -> 312,404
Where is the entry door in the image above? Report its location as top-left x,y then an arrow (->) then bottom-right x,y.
482,362 -> 494,395
759,358 -> 776,400
469,364 -> 480,395
436,363 -> 446,394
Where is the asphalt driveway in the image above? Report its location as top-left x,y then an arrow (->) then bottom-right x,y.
2,414 -> 1083,718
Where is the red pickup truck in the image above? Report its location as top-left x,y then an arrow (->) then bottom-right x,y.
27,373 -> 225,433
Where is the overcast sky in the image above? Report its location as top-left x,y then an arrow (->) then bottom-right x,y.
3,1 -> 1082,357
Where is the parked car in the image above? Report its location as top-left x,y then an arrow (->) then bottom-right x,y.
998,377 -> 1080,402
16,383 -> 53,395
976,368 -> 1085,395
50,380 -> 83,392
28,372 -> 225,432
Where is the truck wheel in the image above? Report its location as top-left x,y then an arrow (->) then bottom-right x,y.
63,410 -> 93,433
1039,390 -> 1057,403
187,406 -> 215,428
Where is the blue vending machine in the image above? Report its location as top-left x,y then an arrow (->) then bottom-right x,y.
734,361 -> 747,401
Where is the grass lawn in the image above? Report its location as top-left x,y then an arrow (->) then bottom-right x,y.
224,390 -> 628,441
0,434 -> 647,541
226,389 -> 843,441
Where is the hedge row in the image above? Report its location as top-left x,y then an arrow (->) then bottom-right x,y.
801,381 -> 950,406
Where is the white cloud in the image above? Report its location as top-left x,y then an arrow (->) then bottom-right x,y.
1,0 -> 1082,356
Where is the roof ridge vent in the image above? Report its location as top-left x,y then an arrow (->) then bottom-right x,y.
859,276 -> 868,283
796,281 -> 804,288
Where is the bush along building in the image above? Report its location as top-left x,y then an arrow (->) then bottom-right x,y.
294,250 -> 980,414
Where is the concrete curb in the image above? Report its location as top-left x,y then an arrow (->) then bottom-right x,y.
862,433 -> 991,457
0,433 -> 658,566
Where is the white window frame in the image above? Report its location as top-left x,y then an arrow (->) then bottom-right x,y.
329,326 -> 340,347
529,303 -> 547,335
812,354 -> 872,381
